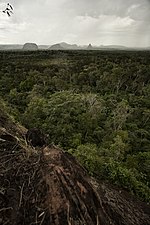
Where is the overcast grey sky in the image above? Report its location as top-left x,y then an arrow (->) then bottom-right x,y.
0,0 -> 150,47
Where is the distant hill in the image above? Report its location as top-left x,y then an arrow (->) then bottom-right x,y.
48,42 -> 80,50
59,42 -> 79,49
99,45 -> 128,50
84,45 -> 129,50
48,43 -> 64,50
22,43 -> 38,51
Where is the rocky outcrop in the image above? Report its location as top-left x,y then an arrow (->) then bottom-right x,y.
0,105 -> 150,225
59,42 -> 79,49
87,43 -> 93,50
22,43 -> 38,50
49,44 -> 64,50
26,128 -> 47,147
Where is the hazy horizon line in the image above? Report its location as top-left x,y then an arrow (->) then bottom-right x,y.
0,42 -> 150,48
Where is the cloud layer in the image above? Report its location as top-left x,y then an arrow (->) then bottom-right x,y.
0,0 -> 150,47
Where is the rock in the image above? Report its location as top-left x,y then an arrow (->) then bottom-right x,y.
49,44 -> 64,50
87,43 -> 93,50
22,43 -> 38,51
26,128 -> 46,147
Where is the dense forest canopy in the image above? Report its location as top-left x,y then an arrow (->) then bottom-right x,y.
0,50 -> 150,202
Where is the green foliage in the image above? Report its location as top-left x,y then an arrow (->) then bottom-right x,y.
70,143 -> 150,202
23,95 -> 48,128
0,50 -> 150,202
23,91 -> 105,148
69,144 -> 102,176
105,161 -> 150,202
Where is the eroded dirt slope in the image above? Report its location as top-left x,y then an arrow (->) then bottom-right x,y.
0,108 -> 150,225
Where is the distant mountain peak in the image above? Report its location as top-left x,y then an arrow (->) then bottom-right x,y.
87,43 -> 93,50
